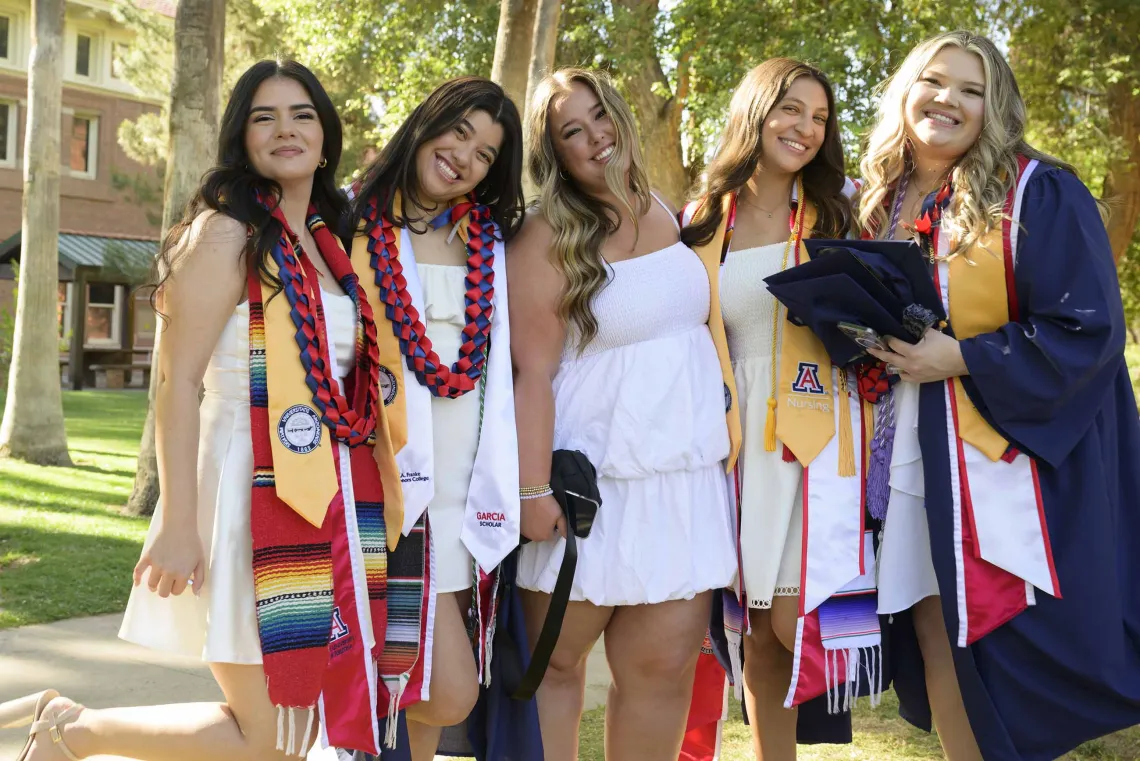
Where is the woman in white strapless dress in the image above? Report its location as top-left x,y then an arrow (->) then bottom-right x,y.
510,68 -> 736,761
680,59 -> 861,760
11,61 -> 381,761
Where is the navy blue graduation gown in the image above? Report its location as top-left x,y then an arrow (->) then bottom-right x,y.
893,166 -> 1140,760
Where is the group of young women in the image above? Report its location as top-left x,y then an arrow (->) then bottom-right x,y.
6,27 -> 1139,761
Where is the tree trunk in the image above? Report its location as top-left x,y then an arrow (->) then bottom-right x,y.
1104,80 -> 1140,264
525,0 -> 561,117
611,0 -> 687,206
520,0 -> 560,201
125,0 -> 225,517
490,0 -> 538,111
0,0 -> 71,466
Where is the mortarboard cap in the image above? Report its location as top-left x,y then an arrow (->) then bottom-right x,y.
764,239 -> 945,367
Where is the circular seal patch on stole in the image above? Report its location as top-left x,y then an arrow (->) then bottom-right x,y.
724,382 -> 733,413
378,365 -> 398,406
277,404 -> 322,454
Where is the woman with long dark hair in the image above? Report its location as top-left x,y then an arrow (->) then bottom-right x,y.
7,59 -> 397,760
345,76 -> 525,761
681,58 -> 874,760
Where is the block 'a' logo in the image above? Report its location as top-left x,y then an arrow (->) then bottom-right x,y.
791,362 -> 826,395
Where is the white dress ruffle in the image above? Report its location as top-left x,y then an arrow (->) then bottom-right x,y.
516,240 -> 736,606
876,380 -> 940,613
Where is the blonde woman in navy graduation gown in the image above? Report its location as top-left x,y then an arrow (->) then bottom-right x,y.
859,30 -> 1140,761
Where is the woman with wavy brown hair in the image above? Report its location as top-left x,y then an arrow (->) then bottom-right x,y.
682,58 -> 872,760
508,67 -> 739,761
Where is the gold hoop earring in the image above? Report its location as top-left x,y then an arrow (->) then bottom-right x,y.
318,158 -> 328,168
559,168 -> 571,181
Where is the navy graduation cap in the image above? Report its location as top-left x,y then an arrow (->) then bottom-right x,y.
763,239 -> 946,367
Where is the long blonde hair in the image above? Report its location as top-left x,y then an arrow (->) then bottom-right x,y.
526,67 -> 651,350
857,31 -> 1072,257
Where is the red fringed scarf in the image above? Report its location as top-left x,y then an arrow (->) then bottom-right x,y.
247,199 -> 395,755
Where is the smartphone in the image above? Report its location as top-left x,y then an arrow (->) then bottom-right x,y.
837,321 -> 888,352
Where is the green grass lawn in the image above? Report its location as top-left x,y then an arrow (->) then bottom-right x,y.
1,390 -> 1138,759
0,390 -> 150,630
575,688 -> 1140,760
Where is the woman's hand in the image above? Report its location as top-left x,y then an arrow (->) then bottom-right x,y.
133,519 -> 207,598
867,328 -> 968,384
521,494 -> 568,543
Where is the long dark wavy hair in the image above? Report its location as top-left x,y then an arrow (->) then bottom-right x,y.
150,59 -> 346,305
682,58 -> 850,246
347,76 -> 525,243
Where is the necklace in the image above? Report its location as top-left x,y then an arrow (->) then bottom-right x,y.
738,193 -> 788,219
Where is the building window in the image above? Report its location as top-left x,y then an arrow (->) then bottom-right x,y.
0,101 -> 14,167
75,33 -> 91,77
84,282 -> 123,348
58,282 -> 72,347
0,15 -> 11,61
133,289 -> 156,349
69,115 -> 97,178
110,41 -> 127,79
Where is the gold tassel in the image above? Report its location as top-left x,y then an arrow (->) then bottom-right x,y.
764,397 -> 778,452
837,368 -> 856,477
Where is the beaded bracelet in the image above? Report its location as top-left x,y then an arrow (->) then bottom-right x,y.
520,484 -> 554,500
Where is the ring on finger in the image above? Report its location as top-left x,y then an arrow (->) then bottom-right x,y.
887,364 -> 901,375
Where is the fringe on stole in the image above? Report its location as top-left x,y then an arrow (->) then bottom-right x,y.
275,705 -> 317,757
482,570 -> 502,687
822,646 -> 884,715
385,674 -> 410,749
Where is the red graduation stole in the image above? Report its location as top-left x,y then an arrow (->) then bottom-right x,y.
248,201 -> 394,755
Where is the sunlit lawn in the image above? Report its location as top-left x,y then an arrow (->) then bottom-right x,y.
0,390 -> 149,630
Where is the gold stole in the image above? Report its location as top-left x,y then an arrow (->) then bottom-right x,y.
947,230 -> 1011,461
769,201 -> 848,470
691,205 -> 743,473
262,250 -> 341,528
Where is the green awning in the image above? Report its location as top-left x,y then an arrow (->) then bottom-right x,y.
0,231 -> 158,281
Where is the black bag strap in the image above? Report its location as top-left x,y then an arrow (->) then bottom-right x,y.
511,495 -> 579,700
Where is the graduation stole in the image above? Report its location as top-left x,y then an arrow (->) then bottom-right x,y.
348,190 -> 506,743
925,156 -> 1060,648
247,200 -> 393,755
687,180 -> 879,713
689,208 -> 743,474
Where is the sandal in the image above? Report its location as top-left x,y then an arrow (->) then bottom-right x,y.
0,690 -> 58,730
14,692 -> 84,761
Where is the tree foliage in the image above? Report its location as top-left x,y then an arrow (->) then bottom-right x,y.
116,0 -> 1140,311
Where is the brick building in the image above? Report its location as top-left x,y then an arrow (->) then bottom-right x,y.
0,0 -> 172,387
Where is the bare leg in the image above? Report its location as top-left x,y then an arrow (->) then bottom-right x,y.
742,602 -> 798,761
913,595 -> 983,761
405,589 -> 479,761
520,589 -> 612,761
602,593 -> 712,761
27,662 -> 318,761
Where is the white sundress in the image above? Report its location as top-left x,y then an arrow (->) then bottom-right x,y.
119,288 -> 358,663
720,243 -> 805,610
515,199 -> 737,605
